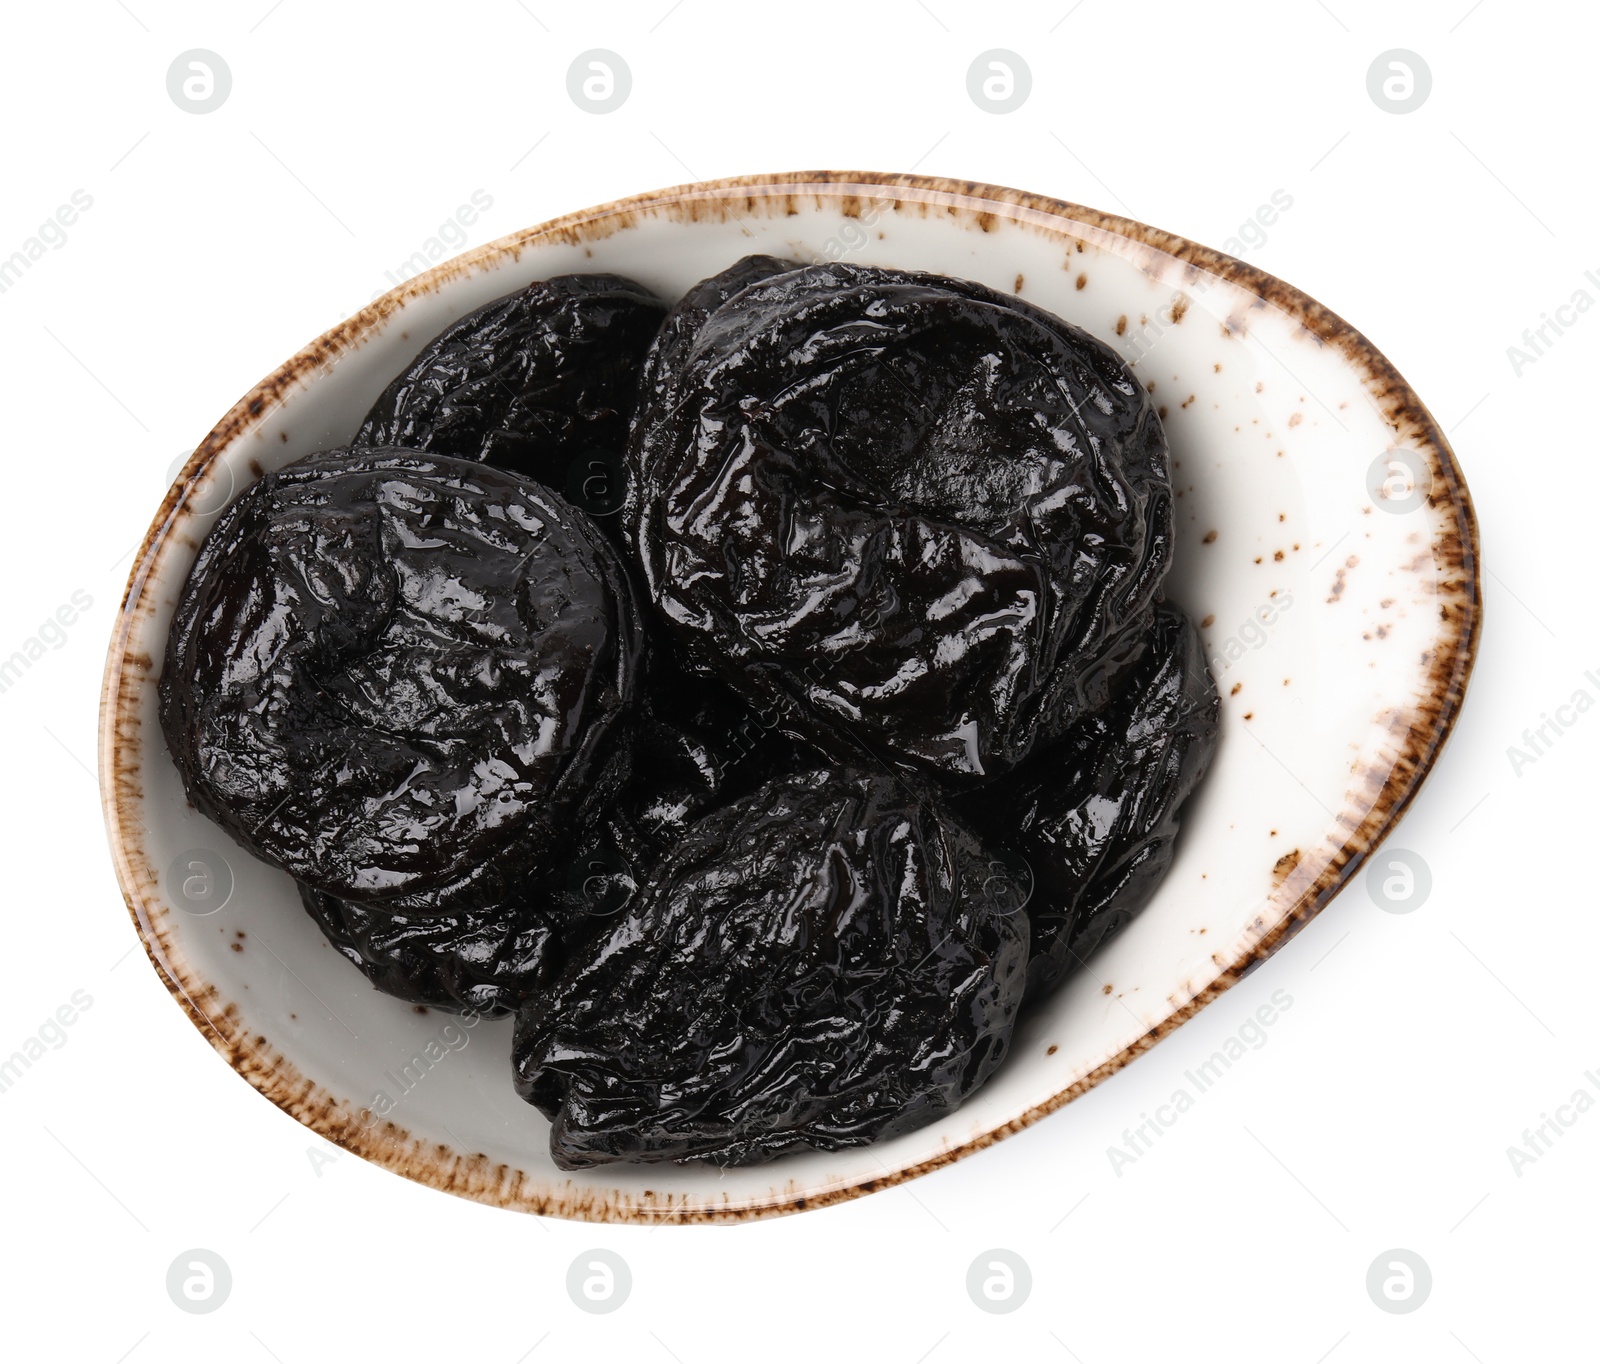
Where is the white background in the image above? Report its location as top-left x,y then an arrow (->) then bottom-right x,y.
1,1 -> 1593,1359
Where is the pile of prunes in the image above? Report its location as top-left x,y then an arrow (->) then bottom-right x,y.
160,258 -> 1219,1170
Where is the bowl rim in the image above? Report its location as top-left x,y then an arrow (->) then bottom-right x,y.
99,170 -> 1482,1224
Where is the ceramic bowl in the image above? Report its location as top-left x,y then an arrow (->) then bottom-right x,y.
100,172 -> 1480,1223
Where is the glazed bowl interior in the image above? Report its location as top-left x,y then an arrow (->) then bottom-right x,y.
101,173 -> 1478,1223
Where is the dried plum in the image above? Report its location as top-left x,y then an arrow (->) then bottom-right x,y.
554,677 -> 811,930
625,254 -> 794,494
292,632 -> 809,1013
355,274 -> 664,505
511,767 -> 1029,1169
297,878 -> 553,1016
157,245 -> 1222,1172
611,642 -> 813,846
961,602 -> 1219,1002
630,259 -> 1173,784
159,448 -> 641,901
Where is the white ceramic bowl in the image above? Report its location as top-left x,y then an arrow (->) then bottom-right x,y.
100,173 -> 1480,1223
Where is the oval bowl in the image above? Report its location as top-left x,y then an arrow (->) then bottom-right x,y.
100,172 -> 1480,1223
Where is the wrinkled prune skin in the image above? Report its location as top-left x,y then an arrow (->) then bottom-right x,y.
630,259 -> 1173,784
960,602 -> 1219,1002
293,643 -> 813,1014
298,879 -> 553,1016
538,639 -> 820,926
292,631 -> 810,1015
628,255 -> 795,453
355,274 -> 665,500
614,643 -> 815,845
555,662 -> 816,925
159,448 -> 641,901
293,751 -> 636,1013
512,768 -> 1029,1169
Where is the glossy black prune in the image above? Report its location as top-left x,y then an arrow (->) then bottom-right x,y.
294,639 -> 810,1012
159,448 -> 641,902
159,245 -> 1221,1172
512,767 -> 1030,1169
297,878 -> 554,1016
960,601 -> 1219,1002
630,259 -> 1173,784
354,274 -> 665,505
614,642 -> 814,843
552,656 -> 816,928
626,255 -> 795,467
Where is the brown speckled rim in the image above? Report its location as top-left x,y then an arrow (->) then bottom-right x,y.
100,172 -> 1481,1224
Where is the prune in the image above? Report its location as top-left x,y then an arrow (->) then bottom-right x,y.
158,245 -> 1221,1173
297,878 -> 553,1016
292,759 -> 635,1013
355,274 -> 665,506
960,602 -> 1219,1002
159,448 -> 641,901
293,635 -> 809,1014
626,254 -> 795,471
630,259 -> 1173,784
524,644 -> 816,938
511,767 -> 1030,1169
611,642 -> 813,845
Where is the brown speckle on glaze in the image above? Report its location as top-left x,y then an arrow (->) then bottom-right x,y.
1202,529 -> 1218,544
1075,272 -> 1087,290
